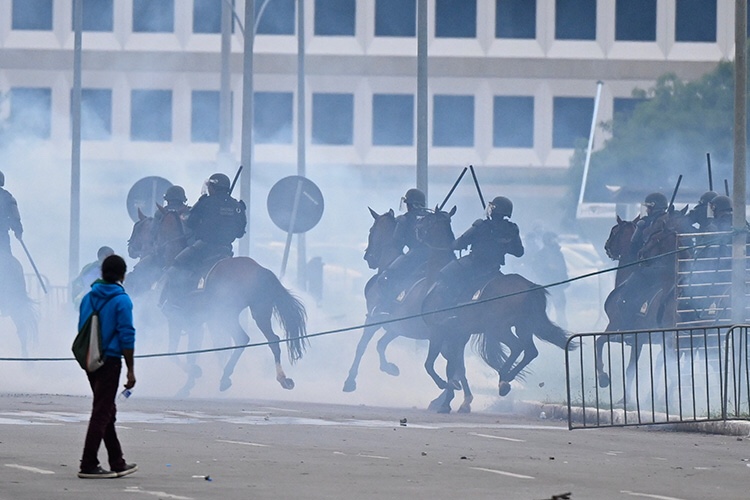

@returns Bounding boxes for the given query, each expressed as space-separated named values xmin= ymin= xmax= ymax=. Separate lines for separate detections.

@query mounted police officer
xmin=428 ymin=196 xmax=524 ymax=316
xmin=687 ymin=190 xmax=718 ymax=231
xmin=0 ymin=170 xmax=23 ymax=256
xmin=376 ymin=188 xmax=430 ymax=310
xmin=156 ymin=185 xmax=190 ymax=223
xmin=0 ymin=170 xmax=27 ymax=311
xmin=162 ymin=173 xmax=246 ymax=308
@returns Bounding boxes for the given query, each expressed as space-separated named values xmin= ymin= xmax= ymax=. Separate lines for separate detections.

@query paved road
xmin=0 ymin=393 xmax=748 ymax=500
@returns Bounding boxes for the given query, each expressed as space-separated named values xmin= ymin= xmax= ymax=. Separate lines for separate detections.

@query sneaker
xmin=113 ymin=463 xmax=138 ymax=478
xmin=78 ymin=466 xmax=117 ymax=479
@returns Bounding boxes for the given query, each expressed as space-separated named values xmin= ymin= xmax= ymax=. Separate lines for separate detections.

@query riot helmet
xmin=400 ymin=188 xmax=426 ymax=212
xmin=699 ymin=191 xmax=718 ymax=205
xmin=486 ymin=196 xmax=513 ymax=219
xmin=164 ymin=185 xmax=187 ymax=203
xmin=208 ymin=173 xmax=231 ymax=193
xmin=0 ymin=170 xmax=4 ymax=187
xmin=643 ymin=192 xmax=668 ymax=215
xmin=709 ymin=195 xmax=732 ymax=215
xmin=97 ymin=246 xmax=115 ymax=262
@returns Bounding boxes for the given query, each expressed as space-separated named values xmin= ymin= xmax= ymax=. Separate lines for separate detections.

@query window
xmin=496 ymin=0 xmax=536 ymax=39
xmin=133 ymin=0 xmax=174 ymax=33
xmin=255 ymin=92 xmax=293 ymax=144
xmin=12 ymin=0 xmax=53 ymax=30
xmin=493 ymin=96 xmax=533 ymax=148
xmin=675 ymin=0 xmax=716 ymax=42
xmin=615 ymin=0 xmax=655 ymax=41
xmin=372 ymin=94 xmax=414 ymax=146
xmin=612 ymin=97 xmax=647 ymax=135
xmin=435 ymin=0 xmax=476 ymax=38
xmin=79 ymin=0 xmax=114 ymax=32
xmin=555 ymin=0 xmax=596 ymax=41
xmin=314 ymin=0 xmax=355 ymax=36
xmin=78 ymin=89 xmax=112 ymax=140
xmin=131 ymin=90 xmax=172 ymax=142
xmin=375 ymin=0 xmax=415 ymax=37
xmin=193 ymin=0 xmax=221 ymax=34
xmin=10 ymin=88 xmax=52 ymax=139
xmin=312 ymin=93 xmax=353 ymax=145
xmin=433 ymin=95 xmax=474 ymax=147
xmin=191 ymin=91 xmax=220 ymax=143
xmin=553 ymin=97 xmax=594 ymax=148
xmin=257 ymin=0 xmax=295 ymax=35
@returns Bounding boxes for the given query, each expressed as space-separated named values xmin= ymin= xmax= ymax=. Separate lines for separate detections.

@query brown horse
xmin=342 ymin=207 xmax=479 ymax=412
xmin=127 ymin=210 xmax=307 ymax=395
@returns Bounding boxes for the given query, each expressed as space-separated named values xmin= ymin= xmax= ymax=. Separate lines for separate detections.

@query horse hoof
xmin=280 ymin=378 xmax=295 ymax=390
xmin=437 ymin=405 xmax=452 ymax=414
xmin=428 ymin=393 xmax=447 ymax=411
xmin=498 ymin=381 xmax=512 ymax=397
xmin=342 ymin=379 xmax=357 ymax=392
xmin=219 ymin=378 xmax=232 ymax=392
xmin=598 ymin=373 xmax=611 ymax=388
xmin=457 ymin=404 xmax=471 ymax=414
xmin=381 ymin=363 xmax=400 ymax=377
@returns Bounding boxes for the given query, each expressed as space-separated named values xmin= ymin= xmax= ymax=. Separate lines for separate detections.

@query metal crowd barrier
xmin=565 ymin=326 xmax=750 ymax=430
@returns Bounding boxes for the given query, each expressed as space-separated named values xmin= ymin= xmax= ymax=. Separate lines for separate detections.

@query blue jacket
xmin=77 ymin=280 xmax=135 ymax=359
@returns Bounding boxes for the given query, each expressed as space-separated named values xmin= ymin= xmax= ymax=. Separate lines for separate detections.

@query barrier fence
xmin=565 ymin=325 xmax=750 ymax=430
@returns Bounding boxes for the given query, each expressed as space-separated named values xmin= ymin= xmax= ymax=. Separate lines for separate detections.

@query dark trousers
xmin=80 ymin=357 xmax=126 ymax=472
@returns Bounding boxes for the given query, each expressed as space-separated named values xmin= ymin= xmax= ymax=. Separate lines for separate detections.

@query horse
xmin=0 ymin=252 xmax=38 ymax=357
xmin=342 ymin=207 xmax=478 ymax=413
xmin=127 ymin=209 xmax=308 ymax=396
xmin=604 ymin=215 xmax=639 ymax=288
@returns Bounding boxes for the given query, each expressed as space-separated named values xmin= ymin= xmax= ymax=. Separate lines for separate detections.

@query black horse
xmin=0 ymin=252 xmax=38 ymax=357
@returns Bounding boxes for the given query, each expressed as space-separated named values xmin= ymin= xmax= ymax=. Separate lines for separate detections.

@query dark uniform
xmin=154 ymin=185 xmax=190 ymax=225
xmin=0 ymin=171 xmax=23 ymax=255
xmin=0 ymin=170 xmax=27 ymax=310
xmin=687 ymin=191 xmax=718 ymax=232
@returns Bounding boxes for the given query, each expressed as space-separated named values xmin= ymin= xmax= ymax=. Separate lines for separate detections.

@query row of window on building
xmin=10 ymin=0 xmax=722 ymax=43
xmin=6 ymin=86 xmax=643 ymax=149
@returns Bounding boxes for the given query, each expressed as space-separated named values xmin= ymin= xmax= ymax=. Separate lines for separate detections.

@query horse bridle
xmin=415 ymin=211 xmax=454 ymax=251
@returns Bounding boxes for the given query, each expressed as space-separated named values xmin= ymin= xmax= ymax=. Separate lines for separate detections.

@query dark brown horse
xmin=604 ymin=215 xmax=639 ymax=288
xmin=127 ymin=210 xmax=308 ymax=395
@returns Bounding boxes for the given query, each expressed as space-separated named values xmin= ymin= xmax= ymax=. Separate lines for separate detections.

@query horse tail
xmin=267 ymin=273 xmax=308 ymax=363
xmin=529 ymin=288 xmax=571 ymax=350
xmin=473 ymin=332 xmax=509 ymax=373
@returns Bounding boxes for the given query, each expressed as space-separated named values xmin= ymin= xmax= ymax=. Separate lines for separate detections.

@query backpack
xmin=72 ymin=295 xmax=115 ymax=372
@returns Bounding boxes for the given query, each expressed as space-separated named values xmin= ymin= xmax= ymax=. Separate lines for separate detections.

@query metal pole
xmin=219 ymin=0 xmax=232 ymax=165
xmin=69 ymin=0 xmax=83 ymax=283
xmin=416 ymin=0 xmax=428 ymax=201
xmin=239 ymin=0 xmax=255 ymax=257
xmin=296 ymin=0 xmax=307 ymax=288
xmin=577 ymin=80 xmax=603 ymax=211
xmin=732 ymin=0 xmax=747 ymax=323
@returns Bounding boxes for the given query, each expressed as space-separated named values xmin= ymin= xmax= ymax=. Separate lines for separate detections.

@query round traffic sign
xmin=126 ymin=176 xmax=172 ymax=222
xmin=267 ymin=176 xmax=324 ymax=233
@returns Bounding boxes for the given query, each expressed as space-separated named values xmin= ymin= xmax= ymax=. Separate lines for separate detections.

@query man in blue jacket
xmin=77 ymin=255 xmax=138 ymax=479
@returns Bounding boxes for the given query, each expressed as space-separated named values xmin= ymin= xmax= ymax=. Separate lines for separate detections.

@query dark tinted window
xmin=191 ymin=91 xmax=220 ymax=143
xmin=193 ymin=0 xmax=221 ymax=34
xmin=131 ymin=90 xmax=172 ymax=142
xmin=615 ymin=0 xmax=655 ymax=41
xmin=493 ymin=96 xmax=534 ymax=148
xmin=496 ymin=0 xmax=536 ymax=39
xmin=675 ymin=0 xmax=716 ymax=42
xmin=255 ymin=92 xmax=293 ymax=144
xmin=435 ymin=0 xmax=476 ymax=38
xmin=78 ymin=88 xmax=112 ymax=140
xmin=555 ymin=0 xmax=596 ymax=40
xmin=433 ymin=95 xmax=474 ymax=147
xmin=314 ymin=0 xmax=355 ymax=36
xmin=372 ymin=94 xmax=414 ymax=146
xmin=312 ymin=93 xmax=354 ymax=145
xmin=375 ymin=0 xmax=415 ymax=37
xmin=552 ymin=97 xmax=594 ymax=148
xmin=79 ymin=0 xmax=114 ymax=32
xmin=12 ymin=0 xmax=53 ymax=30
xmin=257 ymin=0 xmax=295 ymax=35
xmin=133 ymin=0 xmax=174 ymax=33
xmin=10 ymin=87 xmax=52 ymax=139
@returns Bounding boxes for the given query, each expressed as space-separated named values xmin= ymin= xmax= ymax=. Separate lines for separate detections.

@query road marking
xmin=125 ymin=486 xmax=193 ymax=499
xmin=620 ymin=490 xmax=687 ymax=500
xmin=468 ymin=432 xmax=525 ymax=442
xmin=358 ymin=454 xmax=389 ymax=460
xmin=5 ymin=464 xmax=55 ymax=474
xmin=470 ymin=467 xmax=534 ymax=479
xmin=217 ymin=439 xmax=270 ymax=447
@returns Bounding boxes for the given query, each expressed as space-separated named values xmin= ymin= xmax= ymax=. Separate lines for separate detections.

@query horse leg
xmin=212 ymin=312 xmax=250 ymax=392
xmin=252 ymin=305 xmax=295 ymax=390
xmin=623 ymin=336 xmax=645 ymax=407
xmin=376 ymin=329 xmax=401 ymax=377
xmin=343 ymin=320 xmax=379 ymax=392
xmin=497 ymin=330 xmax=539 ymax=397
xmin=454 ymin=340 xmax=473 ymax=414
xmin=595 ymin=334 xmax=612 ymax=388
xmin=424 ymin=336 xmax=448 ymax=390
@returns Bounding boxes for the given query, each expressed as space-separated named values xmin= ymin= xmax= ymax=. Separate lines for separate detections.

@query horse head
xmin=604 ymin=215 xmax=638 ymax=261
xmin=364 ymin=208 xmax=398 ymax=271
xmin=416 ymin=206 xmax=456 ymax=252
xmin=127 ymin=211 xmax=155 ymax=260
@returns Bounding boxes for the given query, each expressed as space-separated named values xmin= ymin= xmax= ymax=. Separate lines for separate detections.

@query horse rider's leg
xmin=252 ymin=303 xmax=295 ymax=390
xmin=376 ymin=329 xmax=401 ymax=376
xmin=343 ymin=321 xmax=380 ymax=392
xmin=212 ymin=309 xmax=250 ymax=392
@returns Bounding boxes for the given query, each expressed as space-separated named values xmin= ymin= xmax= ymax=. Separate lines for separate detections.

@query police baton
xmin=438 ymin=166 xmax=468 ymax=211
xmin=17 ymin=236 xmax=47 ymax=294
xmin=706 ymin=153 xmax=713 ymax=191
xmin=229 ymin=165 xmax=243 ymax=196
xmin=469 ymin=165 xmax=486 ymax=210
xmin=668 ymin=174 xmax=683 ymax=212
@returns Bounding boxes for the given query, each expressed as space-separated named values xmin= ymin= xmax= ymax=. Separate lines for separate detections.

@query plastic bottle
xmin=119 ymin=389 xmax=133 ymax=401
